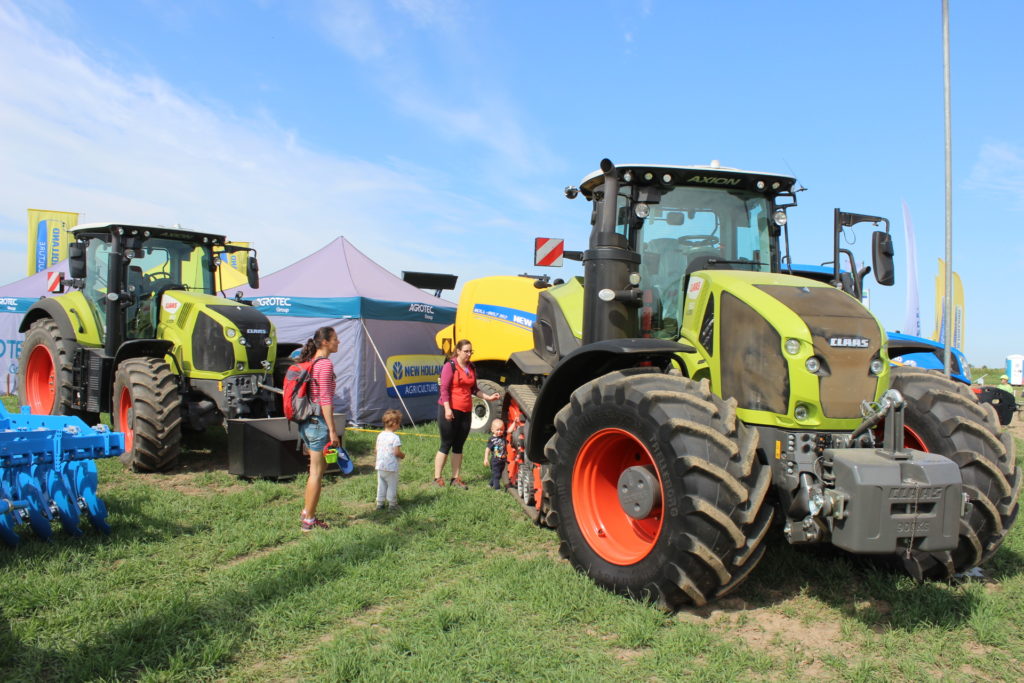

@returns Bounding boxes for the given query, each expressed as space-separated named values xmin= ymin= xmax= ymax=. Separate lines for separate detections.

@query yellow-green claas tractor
xmin=501 ymin=160 xmax=1020 ymax=609
xmin=17 ymin=224 xmax=293 ymax=472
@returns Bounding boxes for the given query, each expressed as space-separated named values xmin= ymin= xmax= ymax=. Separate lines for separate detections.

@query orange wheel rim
xmin=25 ymin=345 xmax=56 ymax=414
xmin=903 ymin=425 xmax=927 ymax=451
xmin=572 ymin=428 xmax=663 ymax=565
xmin=118 ymin=386 xmax=135 ymax=452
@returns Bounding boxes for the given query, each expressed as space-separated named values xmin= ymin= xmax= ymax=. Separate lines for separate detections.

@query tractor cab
xmin=574 ymin=162 xmax=797 ymax=340
xmin=69 ymin=224 xmax=258 ymax=346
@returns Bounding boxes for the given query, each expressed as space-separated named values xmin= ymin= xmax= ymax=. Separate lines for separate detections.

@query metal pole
xmin=942 ymin=0 xmax=954 ymax=376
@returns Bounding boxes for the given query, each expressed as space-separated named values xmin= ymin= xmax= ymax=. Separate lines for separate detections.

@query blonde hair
xmin=382 ymin=409 xmax=402 ymax=430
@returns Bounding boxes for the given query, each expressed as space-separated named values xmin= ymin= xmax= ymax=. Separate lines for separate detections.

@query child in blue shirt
xmin=484 ymin=418 xmax=507 ymax=490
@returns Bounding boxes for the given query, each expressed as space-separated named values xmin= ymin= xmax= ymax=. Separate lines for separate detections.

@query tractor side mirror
xmin=247 ymin=256 xmax=260 ymax=289
xmin=871 ymin=231 xmax=895 ymax=286
xmin=68 ymin=243 xmax=86 ymax=279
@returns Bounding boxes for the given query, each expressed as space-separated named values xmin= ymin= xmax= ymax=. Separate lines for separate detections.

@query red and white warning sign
xmin=534 ymin=237 xmax=564 ymax=267
xmin=46 ymin=271 xmax=62 ymax=293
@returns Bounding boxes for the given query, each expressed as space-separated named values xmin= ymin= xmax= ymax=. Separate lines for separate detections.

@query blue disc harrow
xmin=0 ymin=405 xmax=124 ymax=547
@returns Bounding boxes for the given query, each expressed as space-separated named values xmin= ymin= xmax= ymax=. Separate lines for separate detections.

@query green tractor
xmin=17 ymin=223 xmax=291 ymax=472
xmin=502 ymin=160 xmax=1020 ymax=608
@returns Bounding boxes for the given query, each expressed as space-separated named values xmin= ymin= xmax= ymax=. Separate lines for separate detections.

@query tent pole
xmin=360 ymin=320 xmax=422 ymax=433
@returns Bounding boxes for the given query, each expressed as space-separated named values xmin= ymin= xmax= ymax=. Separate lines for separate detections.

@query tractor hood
xmin=681 ymin=270 xmax=888 ymax=427
xmin=156 ymin=290 xmax=278 ymax=377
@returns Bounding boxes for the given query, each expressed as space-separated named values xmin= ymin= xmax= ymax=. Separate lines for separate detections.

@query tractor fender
xmin=114 ymin=339 xmax=182 ymax=376
xmin=19 ymin=299 xmax=76 ymax=339
xmin=525 ymin=338 xmax=694 ymax=462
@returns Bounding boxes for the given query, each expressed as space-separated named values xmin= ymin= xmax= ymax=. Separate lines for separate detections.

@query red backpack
xmin=283 ymin=357 xmax=329 ymax=423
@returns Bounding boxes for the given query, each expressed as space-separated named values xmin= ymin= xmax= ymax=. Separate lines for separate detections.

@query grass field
xmin=2 ymin=393 xmax=1023 ymax=682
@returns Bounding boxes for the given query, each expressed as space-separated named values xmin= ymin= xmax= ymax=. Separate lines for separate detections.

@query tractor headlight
xmin=805 ymin=356 xmax=821 ymax=374
xmin=785 ymin=338 xmax=801 ymax=355
xmin=774 ymin=210 xmax=788 ymax=227
xmin=264 ymin=336 xmax=272 ymax=346
xmin=226 ymin=328 xmax=236 ymax=338
xmin=870 ymin=358 xmax=885 ymax=375
xmin=239 ymin=336 xmax=247 ymax=346
xmin=794 ymin=403 xmax=810 ymax=421
xmin=634 ymin=203 xmax=650 ymax=219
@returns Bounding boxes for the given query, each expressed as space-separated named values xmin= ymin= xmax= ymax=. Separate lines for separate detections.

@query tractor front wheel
xmin=113 ymin=357 xmax=183 ymax=472
xmin=890 ymin=366 xmax=1020 ymax=578
xmin=546 ymin=369 xmax=773 ymax=609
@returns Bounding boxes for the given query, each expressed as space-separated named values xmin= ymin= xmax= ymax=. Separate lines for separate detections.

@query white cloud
xmin=316 ymin=0 xmax=388 ymax=62
xmin=313 ymin=0 xmax=558 ymax=174
xmin=0 ymin=1 xmax=539 ymax=283
xmin=965 ymin=141 xmax=1024 ymax=209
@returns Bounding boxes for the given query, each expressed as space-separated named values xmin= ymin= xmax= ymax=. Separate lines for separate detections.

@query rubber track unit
xmin=18 ymin=318 xmax=96 ymax=422
xmin=890 ymin=366 xmax=1021 ymax=579
xmin=546 ymin=369 xmax=773 ymax=610
xmin=114 ymin=357 xmax=183 ymax=472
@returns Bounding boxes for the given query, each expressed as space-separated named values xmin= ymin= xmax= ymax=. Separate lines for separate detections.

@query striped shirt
xmin=310 ymin=357 xmax=336 ymax=406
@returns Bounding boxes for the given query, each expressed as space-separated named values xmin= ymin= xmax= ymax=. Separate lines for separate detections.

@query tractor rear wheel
xmin=890 ymin=366 xmax=1020 ymax=578
xmin=113 ymin=357 xmax=183 ymax=472
xmin=17 ymin=318 xmax=97 ymax=423
xmin=546 ymin=369 xmax=773 ymax=609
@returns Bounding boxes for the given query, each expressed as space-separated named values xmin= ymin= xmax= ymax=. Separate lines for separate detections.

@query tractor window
xmin=636 ymin=186 xmax=772 ymax=338
xmin=129 ymin=239 xmax=215 ymax=294
xmin=84 ymin=239 xmax=112 ymax=333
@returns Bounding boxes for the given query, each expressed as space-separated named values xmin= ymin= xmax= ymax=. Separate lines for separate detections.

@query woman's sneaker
xmin=301 ymin=517 xmax=330 ymax=532
xmin=450 ymin=477 xmax=468 ymax=490
xmin=433 ymin=477 xmax=446 ymax=487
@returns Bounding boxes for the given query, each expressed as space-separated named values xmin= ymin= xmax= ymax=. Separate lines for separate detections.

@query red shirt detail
xmin=439 ymin=360 xmax=478 ymax=412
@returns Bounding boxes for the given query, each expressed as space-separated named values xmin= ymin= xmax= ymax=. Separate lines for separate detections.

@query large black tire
xmin=890 ymin=366 xmax=1021 ymax=579
xmin=113 ymin=357 xmax=183 ymax=472
xmin=546 ymin=369 xmax=773 ymax=609
xmin=17 ymin=318 xmax=97 ymax=423
xmin=470 ymin=378 xmax=505 ymax=433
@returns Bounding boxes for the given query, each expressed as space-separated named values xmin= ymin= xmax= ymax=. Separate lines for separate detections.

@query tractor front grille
xmin=719 ymin=292 xmax=788 ymax=414
xmin=192 ymin=311 xmax=234 ymax=372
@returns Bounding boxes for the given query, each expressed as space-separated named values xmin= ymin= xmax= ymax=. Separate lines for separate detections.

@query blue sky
xmin=1 ymin=0 xmax=1022 ymax=365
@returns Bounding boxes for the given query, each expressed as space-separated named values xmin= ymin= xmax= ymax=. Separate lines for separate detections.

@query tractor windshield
xmin=128 ymin=239 xmax=216 ymax=294
xmin=632 ymin=185 xmax=772 ymax=338
xmin=123 ymin=239 xmax=215 ymax=339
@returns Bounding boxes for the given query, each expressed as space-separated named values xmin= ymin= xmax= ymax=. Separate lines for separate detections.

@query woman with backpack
xmin=296 ymin=326 xmax=340 ymax=531
xmin=434 ymin=339 xmax=500 ymax=488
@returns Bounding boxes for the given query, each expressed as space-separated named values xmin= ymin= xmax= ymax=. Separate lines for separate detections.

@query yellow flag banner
xmin=932 ymin=259 xmax=966 ymax=348
xmin=224 ymin=241 xmax=250 ymax=277
xmin=27 ymin=209 xmax=79 ymax=275
xmin=952 ymin=270 xmax=965 ymax=350
xmin=932 ymin=258 xmax=945 ymax=342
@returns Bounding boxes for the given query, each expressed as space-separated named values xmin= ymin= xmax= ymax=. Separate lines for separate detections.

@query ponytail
xmin=297 ymin=326 xmax=336 ymax=362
